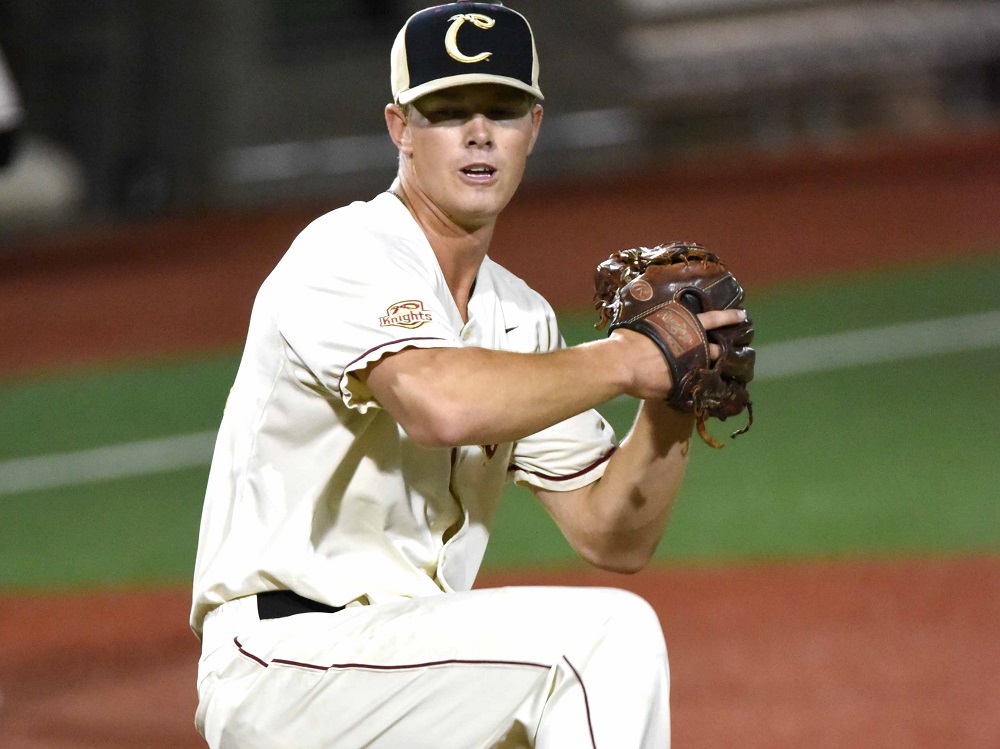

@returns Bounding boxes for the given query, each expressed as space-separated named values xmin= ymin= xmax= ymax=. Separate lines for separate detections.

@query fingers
xmin=699 ymin=309 xmax=749 ymax=362
xmin=698 ymin=308 xmax=747 ymax=331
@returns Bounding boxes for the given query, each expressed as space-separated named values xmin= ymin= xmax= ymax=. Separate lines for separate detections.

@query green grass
xmin=0 ymin=352 xmax=239 ymax=460
xmin=1 ymin=254 xmax=999 ymax=589
xmin=484 ymin=253 xmax=1000 ymax=567
xmin=0 ymin=469 xmax=208 ymax=589
xmin=482 ymin=348 xmax=1000 ymax=568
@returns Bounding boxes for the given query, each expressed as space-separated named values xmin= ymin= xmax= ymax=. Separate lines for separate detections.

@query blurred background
xmin=2 ymin=0 xmax=1000 ymax=230
xmin=2 ymin=3 xmax=1000 ymax=746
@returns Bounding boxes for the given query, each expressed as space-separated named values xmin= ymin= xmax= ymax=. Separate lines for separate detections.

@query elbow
xmin=588 ymin=554 xmax=651 ymax=576
xmin=398 ymin=404 xmax=473 ymax=449
xmin=577 ymin=539 xmax=657 ymax=575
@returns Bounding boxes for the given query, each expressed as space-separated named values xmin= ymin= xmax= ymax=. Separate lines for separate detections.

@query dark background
xmin=2 ymin=0 xmax=1000 ymax=234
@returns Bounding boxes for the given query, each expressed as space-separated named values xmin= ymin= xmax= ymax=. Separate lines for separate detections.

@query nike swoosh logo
xmin=505 ymin=326 xmax=518 ymax=334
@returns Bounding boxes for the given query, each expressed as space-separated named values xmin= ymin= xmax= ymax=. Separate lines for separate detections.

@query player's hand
xmin=608 ymin=328 xmax=675 ymax=401
xmin=610 ymin=308 xmax=747 ymax=401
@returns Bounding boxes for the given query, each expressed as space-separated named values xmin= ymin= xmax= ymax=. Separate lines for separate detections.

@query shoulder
xmin=293 ymin=194 xmax=398 ymax=252
xmin=282 ymin=193 xmax=429 ymax=275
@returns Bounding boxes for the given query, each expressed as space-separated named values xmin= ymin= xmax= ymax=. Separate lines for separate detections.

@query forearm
xmin=365 ymin=337 xmax=636 ymax=447
xmin=539 ymin=399 xmax=694 ymax=573
xmin=594 ymin=400 xmax=694 ymax=556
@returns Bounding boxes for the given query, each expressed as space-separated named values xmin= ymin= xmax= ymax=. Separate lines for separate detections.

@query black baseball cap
xmin=391 ymin=2 xmax=544 ymax=105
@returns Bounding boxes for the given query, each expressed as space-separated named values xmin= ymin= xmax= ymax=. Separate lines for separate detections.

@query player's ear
xmin=527 ymin=104 xmax=543 ymax=155
xmin=385 ymin=103 xmax=413 ymax=156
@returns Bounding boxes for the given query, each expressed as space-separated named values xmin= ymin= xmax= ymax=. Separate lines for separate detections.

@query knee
xmin=609 ymin=589 xmax=666 ymax=652
xmin=575 ymin=587 xmax=666 ymax=658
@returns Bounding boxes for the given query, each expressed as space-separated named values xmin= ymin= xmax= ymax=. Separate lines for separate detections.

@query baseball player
xmin=191 ymin=3 xmax=747 ymax=747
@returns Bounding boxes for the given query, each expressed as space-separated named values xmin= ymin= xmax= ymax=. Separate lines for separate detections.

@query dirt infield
xmin=1 ymin=130 xmax=1000 ymax=747
xmin=1 ymin=558 xmax=998 ymax=748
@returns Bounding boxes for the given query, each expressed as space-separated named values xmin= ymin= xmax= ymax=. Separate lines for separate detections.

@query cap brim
xmin=396 ymin=73 xmax=544 ymax=105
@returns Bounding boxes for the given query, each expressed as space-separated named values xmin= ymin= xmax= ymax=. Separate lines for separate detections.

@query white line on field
xmin=753 ymin=309 xmax=1000 ymax=380
xmin=0 ymin=431 xmax=218 ymax=497
xmin=1 ymin=310 xmax=999 ymax=498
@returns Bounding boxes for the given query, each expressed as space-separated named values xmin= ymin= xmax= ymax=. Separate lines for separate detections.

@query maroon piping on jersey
xmin=343 ymin=336 xmax=450 ymax=376
xmin=508 ymin=446 xmax=616 ymax=482
xmin=233 ymin=637 xmax=599 ymax=748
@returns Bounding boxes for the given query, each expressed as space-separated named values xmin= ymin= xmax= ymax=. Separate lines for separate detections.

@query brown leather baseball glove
xmin=594 ymin=242 xmax=755 ymax=448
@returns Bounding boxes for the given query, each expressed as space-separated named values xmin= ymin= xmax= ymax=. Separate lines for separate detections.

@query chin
xmin=450 ymin=195 xmax=509 ymax=225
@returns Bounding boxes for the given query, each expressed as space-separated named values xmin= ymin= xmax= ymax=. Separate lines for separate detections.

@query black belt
xmin=257 ymin=590 xmax=346 ymax=620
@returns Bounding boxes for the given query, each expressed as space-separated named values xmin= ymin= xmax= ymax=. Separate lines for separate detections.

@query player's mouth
xmin=459 ymin=164 xmax=497 ymax=182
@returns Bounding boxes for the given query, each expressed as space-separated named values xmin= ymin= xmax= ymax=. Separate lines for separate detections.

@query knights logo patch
xmin=380 ymin=300 xmax=434 ymax=329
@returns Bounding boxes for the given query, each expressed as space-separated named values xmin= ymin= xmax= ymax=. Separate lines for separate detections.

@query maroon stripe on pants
xmin=234 ymin=638 xmax=599 ymax=746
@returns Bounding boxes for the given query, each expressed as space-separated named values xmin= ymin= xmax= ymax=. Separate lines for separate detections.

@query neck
xmin=389 ymin=179 xmax=495 ymax=322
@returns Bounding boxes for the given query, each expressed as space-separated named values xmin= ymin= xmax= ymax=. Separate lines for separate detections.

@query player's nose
xmin=464 ymin=114 xmax=494 ymax=148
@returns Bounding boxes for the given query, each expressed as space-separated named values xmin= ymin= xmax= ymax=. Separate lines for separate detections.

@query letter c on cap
xmin=445 ymin=13 xmax=495 ymax=63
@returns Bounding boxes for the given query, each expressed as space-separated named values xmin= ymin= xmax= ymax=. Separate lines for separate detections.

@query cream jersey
xmin=190 ymin=192 xmax=617 ymax=637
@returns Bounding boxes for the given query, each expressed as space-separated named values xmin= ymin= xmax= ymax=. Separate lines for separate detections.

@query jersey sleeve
xmin=508 ymin=410 xmax=618 ymax=492
xmin=276 ymin=217 xmax=462 ymax=413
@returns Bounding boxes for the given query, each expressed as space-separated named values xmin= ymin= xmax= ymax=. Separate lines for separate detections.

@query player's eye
xmin=487 ymin=107 xmax=521 ymax=120
xmin=424 ymin=107 xmax=470 ymax=123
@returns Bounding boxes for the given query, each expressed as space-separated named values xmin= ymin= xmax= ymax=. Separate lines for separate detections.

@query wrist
xmin=601 ymin=330 xmax=642 ymax=396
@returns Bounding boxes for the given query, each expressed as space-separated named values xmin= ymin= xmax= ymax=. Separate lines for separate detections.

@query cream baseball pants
xmin=196 ymin=585 xmax=670 ymax=748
